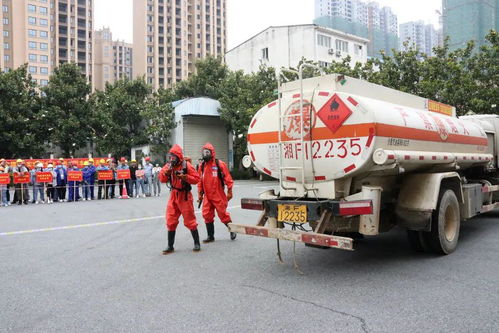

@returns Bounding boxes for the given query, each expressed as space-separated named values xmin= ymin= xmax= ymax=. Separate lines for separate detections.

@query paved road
xmin=1 ymin=180 xmax=498 ymax=332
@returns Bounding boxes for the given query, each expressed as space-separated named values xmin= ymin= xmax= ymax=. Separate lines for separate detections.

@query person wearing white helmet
xmin=44 ymin=163 xmax=57 ymax=204
xmin=152 ymin=163 xmax=162 ymax=197
xmin=30 ymin=162 xmax=45 ymax=204
xmin=12 ymin=159 xmax=29 ymax=205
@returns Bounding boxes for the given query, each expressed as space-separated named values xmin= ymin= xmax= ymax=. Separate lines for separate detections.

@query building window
xmin=40 ymin=67 xmax=49 ymax=75
xmin=3 ymin=18 xmax=9 ymax=25
xmin=317 ymin=34 xmax=331 ymax=48
xmin=40 ymin=19 xmax=48 ymax=26
xmin=3 ymin=42 xmax=9 ymax=50
xmin=29 ymin=41 xmax=37 ymax=49
xmin=28 ymin=17 xmax=37 ymax=25
xmin=28 ymin=4 xmax=36 ymax=12
xmin=318 ymin=61 xmax=331 ymax=68
xmin=4 ymin=55 xmax=10 ymax=62
xmin=29 ymin=66 xmax=37 ymax=74
xmin=40 ymin=55 xmax=48 ymax=63
xmin=354 ymin=44 xmax=363 ymax=56
xmin=336 ymin=39 xmax=349 ymax=52
xmin=29 ymin=29 xmax=37 ymax=37
xmin=40 ymin=31 xmax=48 ymax=38
xmin=3 ymin=30 xmax=8 ymax=37
xmin=39 ymin=7 xmax=48 ymax=14
xmin=40 ymin=79 xmax=48 ymax=86
xmin=2 ymin=5 xmax=7 ymax=12
xmin=261 ymin=47 xmax=269 ymax=60
xmin=29 ymin=54 xmax=37 ymax=61
xmin=40 ymin=43 xmax=48 ymax=50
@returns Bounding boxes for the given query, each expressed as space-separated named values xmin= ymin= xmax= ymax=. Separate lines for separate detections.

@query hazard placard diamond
xmin=317 ymin=94 xmax=353 ymax=134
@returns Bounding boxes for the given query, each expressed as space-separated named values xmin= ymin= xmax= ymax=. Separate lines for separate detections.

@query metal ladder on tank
xmin=276 ymin=63 xmax=325 ymax=193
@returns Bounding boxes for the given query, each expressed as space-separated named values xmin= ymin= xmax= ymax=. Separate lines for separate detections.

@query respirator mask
xmin=202 ymin=149 xmax=212 ymax=162
xmin=168 ymin=154 xmax=180 ymax=167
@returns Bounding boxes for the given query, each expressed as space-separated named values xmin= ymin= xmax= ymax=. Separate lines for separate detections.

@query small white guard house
xmin=170 ymin=97 xmax=233 ymax=169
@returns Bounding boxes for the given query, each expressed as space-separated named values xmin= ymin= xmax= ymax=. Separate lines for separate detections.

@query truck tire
xmin=428 ymin=189 xmax=461 ymax=255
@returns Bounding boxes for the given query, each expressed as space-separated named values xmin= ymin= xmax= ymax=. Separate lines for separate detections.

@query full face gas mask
xmin=202 ymin=149 xmax=212 ymax=162
xmin=168 ymin=154 xmax=180 ymax=167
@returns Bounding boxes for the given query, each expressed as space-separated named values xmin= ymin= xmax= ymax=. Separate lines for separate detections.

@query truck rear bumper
xmin=228 ymin=223 xmax=354 ymax=251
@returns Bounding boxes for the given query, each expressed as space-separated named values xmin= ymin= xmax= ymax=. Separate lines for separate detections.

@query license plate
xmin=277 ymin=204 xmax=307 ymax=223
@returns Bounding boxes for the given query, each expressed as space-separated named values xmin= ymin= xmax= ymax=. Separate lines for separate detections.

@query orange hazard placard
xmin=0 ymin=173 xmax=10 ymax=185
xmin=35 ymin=172 xmax=53 ymax=183
xmin=68 ymin=171 xmax=83 ymax=182
xmin=117 ymin=169 xmax=131 ymax=180
xmin=317 ymin=94 xmax=353 ymax=134
xmin=98 ymin=170 xmax=114 ymax=181
xmin=13 ymin=173 xmax=30 ymax=184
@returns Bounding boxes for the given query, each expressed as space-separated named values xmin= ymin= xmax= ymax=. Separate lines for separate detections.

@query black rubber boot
xmin=225 ymin=222 xmax=237 ymax=240
xmin=191 ymin=229 xmax=201 ymax=252
xmin=162 ymin=230 xmax=175 ymax=255
xmin=203 ymin=223 xmax=215 ymax=243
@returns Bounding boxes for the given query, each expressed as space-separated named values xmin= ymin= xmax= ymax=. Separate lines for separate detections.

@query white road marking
xmin=0 ymin=205 xmax=241 ymax=236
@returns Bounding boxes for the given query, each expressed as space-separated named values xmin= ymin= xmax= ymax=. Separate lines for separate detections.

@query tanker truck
xmin=229 ymin=69 xmax=499 ymax=255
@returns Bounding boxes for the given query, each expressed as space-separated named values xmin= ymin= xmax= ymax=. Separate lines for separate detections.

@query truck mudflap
xmin=228 ymin=223 xmax=354 ymax=251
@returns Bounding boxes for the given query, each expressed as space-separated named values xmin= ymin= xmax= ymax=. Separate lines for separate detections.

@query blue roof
xmin=172 ymin=97 xmax=221 ymax=117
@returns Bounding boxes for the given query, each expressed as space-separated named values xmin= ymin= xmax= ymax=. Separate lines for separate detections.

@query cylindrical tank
xmin=247 ymin=77 xmax=493 ymax=185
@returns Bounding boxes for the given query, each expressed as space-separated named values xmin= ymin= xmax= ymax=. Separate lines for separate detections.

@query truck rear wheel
xmin=428 ymin=189 xmax=461 ymax=255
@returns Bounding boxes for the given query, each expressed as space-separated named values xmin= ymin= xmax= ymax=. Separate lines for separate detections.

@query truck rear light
xmin=241 ymin=198 xmax=265 ymax=211
xmin=339 ymin=200 xmax=373 ymax=216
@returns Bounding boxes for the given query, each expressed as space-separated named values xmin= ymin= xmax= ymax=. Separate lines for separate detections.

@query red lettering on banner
xmin=117 ymin=169 xmax=131 ymax=180
xmin=0 ymin=173 xmax=10 ymax=185
xmin=98 ymin=170 xmax=114 ymax=181
xmin=14 ymin=174 xmax=30 ymax=184
xmin=35 ymin=172 xmax=53 ymax=183
xmin=68 ymin=171 xmax=83 ymax=182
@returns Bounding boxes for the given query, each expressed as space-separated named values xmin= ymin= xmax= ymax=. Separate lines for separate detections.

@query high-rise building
xmin=314 ymin=0 xmax=398 ymax=58
xmin=399 ymin=21 xmax=441 ymax=56
xmin=113 ymin=40 xmax=133 ymax=83
xmin=94 ymin=28 xmax=133 ymax=91
xmin=133 ymin=0 xmax=227 ymax=90
xmin=1 ymin=0 xmax=94 ymax=86
xmin=443 ymin=0 xmax=498 ymax=51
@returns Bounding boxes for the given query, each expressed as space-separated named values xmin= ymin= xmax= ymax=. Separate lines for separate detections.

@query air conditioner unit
xmin=335 ymin=50 xmax=342 ymax=57
xmin=328 ymin=48 xmax=335 ymax=55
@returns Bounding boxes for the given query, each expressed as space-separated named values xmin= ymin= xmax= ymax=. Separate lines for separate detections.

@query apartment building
xmin=443 ymin=0 xmax=498 ymax=51
xmin=1 ymin=0 xmax=93 ymax=86
xmin=94 ymin=28 xmax=133 ymax=90
xmin=225 ymin=25 xmax=369 ymax=74
xmin=113 ymin=40 xmax=133 ymax=82
xmin=133 ymin=0 xmax=227 ymax=90
xmin=314 ymin=0 xmax=398 ymax=58
xmin=400 ymin=21 xmax=443 ymax=57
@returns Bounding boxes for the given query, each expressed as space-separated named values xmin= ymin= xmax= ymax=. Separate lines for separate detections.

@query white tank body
xmin=247 ymin=75 xmax=494 ymax=194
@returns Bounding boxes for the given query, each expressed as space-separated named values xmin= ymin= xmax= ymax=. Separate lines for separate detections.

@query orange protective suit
xmin=197 ymin=143 xmax=234 ymax=224
xmin=159 ymin=145 xmax=200 ymax=231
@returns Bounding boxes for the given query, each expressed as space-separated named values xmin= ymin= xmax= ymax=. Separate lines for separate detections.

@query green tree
xmin=0 ymin=66 xmax=45 ymax=158
xmin=143 ymin=87 xmax=177 ymax=160
xmin=41 ymin=63 xmax=92 ymax=156
xmin=175 ymin=56 xmax=229 ymax=100
xmin=219 ymin=65 xmax=276 ymax=168
xmin=92 ymin=78 xmax=152 ymax=157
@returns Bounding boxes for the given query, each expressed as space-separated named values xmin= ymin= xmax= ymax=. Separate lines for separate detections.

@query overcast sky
xmin=95 ymin=0 xmax=442 ymax=49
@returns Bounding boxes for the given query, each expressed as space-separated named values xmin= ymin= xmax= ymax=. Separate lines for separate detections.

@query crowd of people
xmin=1 ymin=142 xmax=237 ymax=254
xmin=0 ymin=157 xmax=163 ymax=207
